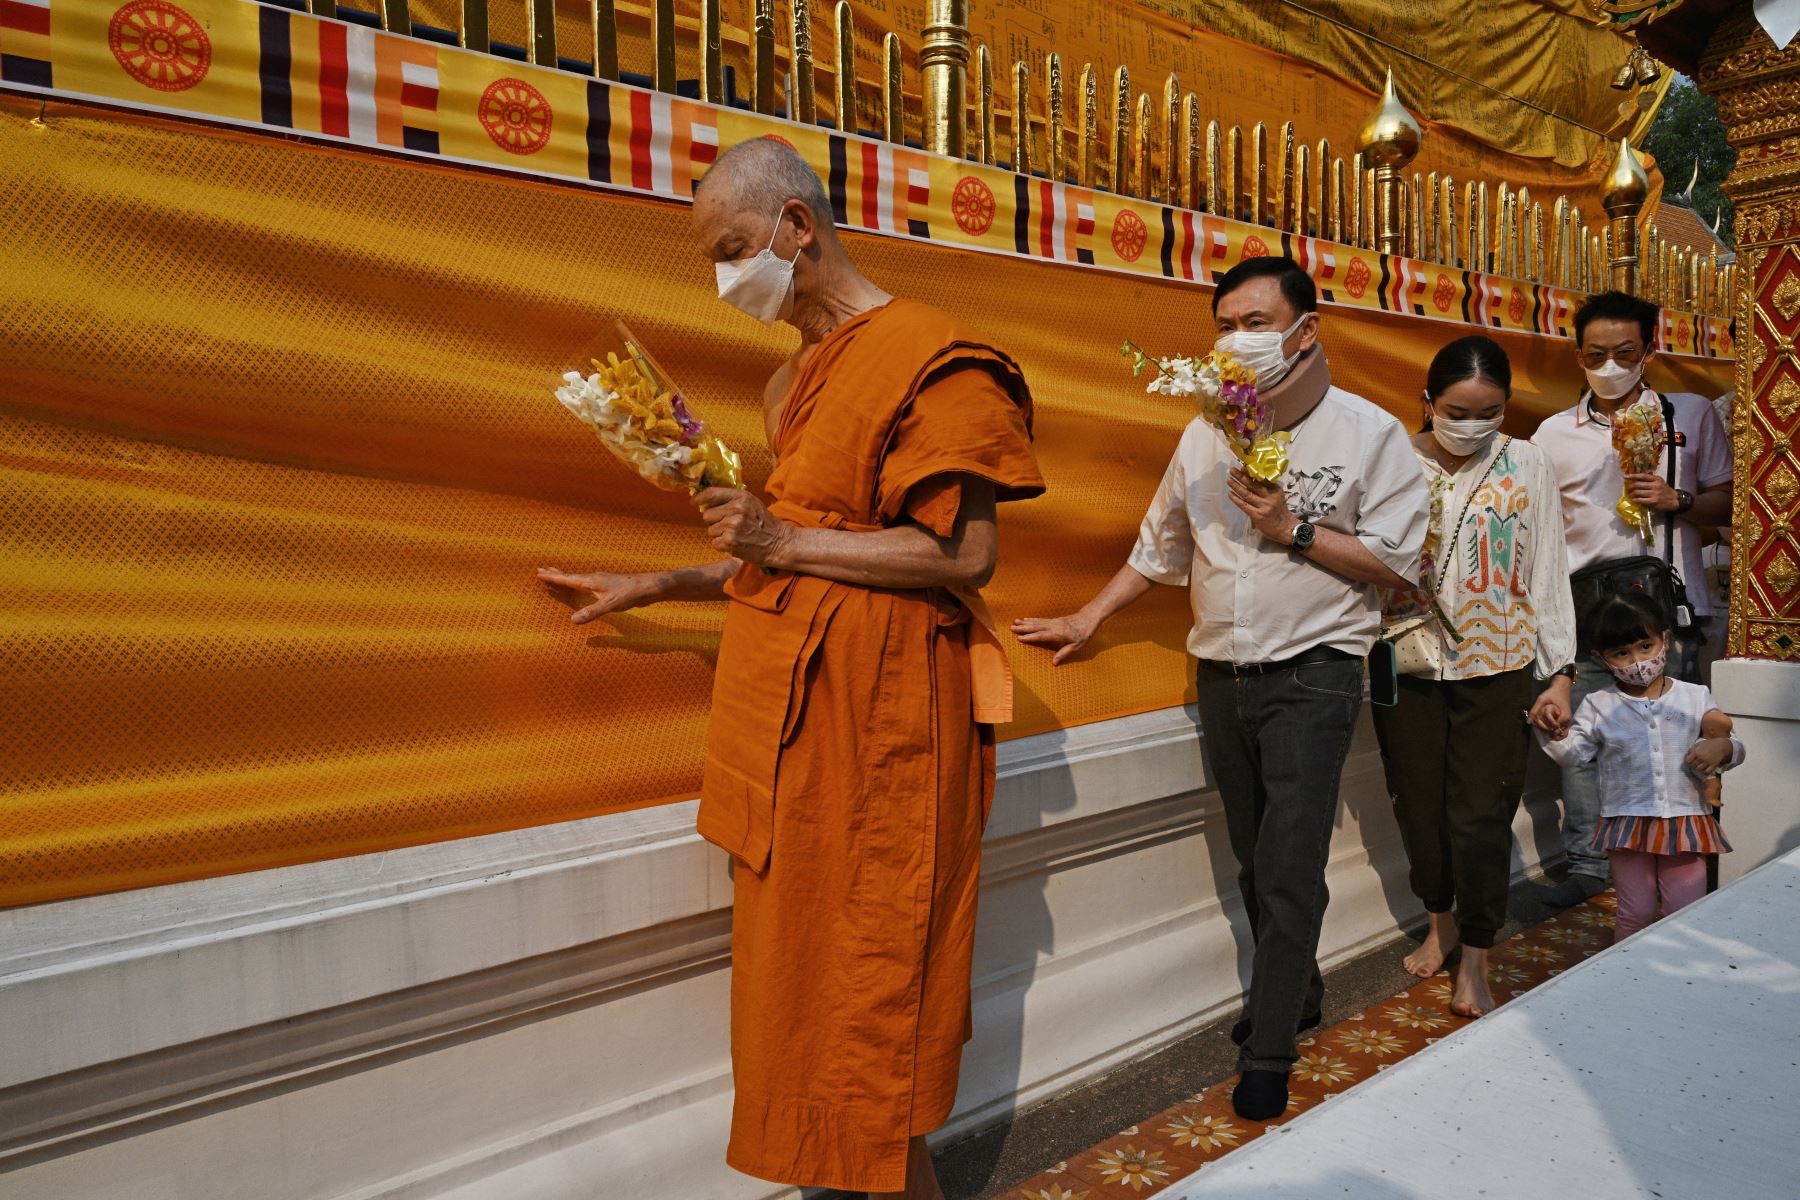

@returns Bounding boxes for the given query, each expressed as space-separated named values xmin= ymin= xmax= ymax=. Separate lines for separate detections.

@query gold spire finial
xmin=1356 ymin=67 xmax=1421 ymax=169
xmin=1602 ymin=139 xmax=1650 ymax=214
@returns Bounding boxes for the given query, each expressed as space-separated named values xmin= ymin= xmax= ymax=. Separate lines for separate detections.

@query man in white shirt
xmin=1532 ymin=291 xmax=1733 ymax=906
xmin=1012 ymin=257 xmax=1429 ymax=1123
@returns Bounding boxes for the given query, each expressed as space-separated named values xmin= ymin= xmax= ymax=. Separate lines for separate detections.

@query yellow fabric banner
xmin=0 ymin=96 xmax=1728 ymax=906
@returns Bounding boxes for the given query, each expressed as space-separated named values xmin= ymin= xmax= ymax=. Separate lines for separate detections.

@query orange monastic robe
xmin=697 ymin=299 xmax=1044 ymax=1192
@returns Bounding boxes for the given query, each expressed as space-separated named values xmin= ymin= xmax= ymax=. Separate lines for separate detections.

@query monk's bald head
xmin=693 ymin=137 xmax=836 ymax=265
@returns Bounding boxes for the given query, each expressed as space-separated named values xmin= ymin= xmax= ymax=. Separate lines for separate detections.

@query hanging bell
xmin=1611 ymin=53 xmax=1636 ymax=90
xmin=1634 ymin=48 xmax=1662 ymax=86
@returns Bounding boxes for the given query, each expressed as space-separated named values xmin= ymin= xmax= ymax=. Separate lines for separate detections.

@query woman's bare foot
xmin=1450 ymin=946 xmax=1495 ymax=1018
xmin=868 ymin=1136 xmax=944 ymax=1200
xmin=1404 ymin=911 xmax=1459 ymax=978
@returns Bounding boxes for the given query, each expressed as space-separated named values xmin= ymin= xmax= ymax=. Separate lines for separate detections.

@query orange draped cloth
xmin=697 ymin=300 xmax=1045 ymax=1191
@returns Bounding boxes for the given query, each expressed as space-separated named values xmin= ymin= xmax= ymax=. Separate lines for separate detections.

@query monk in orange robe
xmin=539 ymin=137 xmax=1044 ymax=1197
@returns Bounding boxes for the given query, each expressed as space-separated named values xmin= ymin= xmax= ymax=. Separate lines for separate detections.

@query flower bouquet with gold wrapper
xmin=553 ymin=322 xmax=742 ymax=493
xmin=1611 ymin=395 xmax=1665 ymax=549
xmin=1121 ymin=340 xmax=1290 ymax=483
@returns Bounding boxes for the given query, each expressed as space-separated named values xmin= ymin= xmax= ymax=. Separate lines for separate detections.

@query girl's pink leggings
xmin=1608 ymin=849 xmax=1707 ymax=942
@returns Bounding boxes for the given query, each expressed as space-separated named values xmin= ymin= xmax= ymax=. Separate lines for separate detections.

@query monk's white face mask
xmin=715 ymin=216 xmax=801 ymax=325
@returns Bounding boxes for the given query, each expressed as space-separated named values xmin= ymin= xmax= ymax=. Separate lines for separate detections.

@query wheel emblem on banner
xmin=108 ymin=0 xmax=211 ymax=93
xmin=1344 ymin=257 xmax=1371 ymax=298
xmin=1112 ymin=211 xmax=1147 ymax=262
xmin=480 ymin=78 xmax=554 ymax=155
xmin=1509 ymin=288 xmax=1528 ymax=323
xmin=1241 ymin=234 xmax=1270 ymax=260
xmin=1433 ymin=274 xmax=1455 ymax=313
xmin=951 ymin=177 xmax=996 ymax=236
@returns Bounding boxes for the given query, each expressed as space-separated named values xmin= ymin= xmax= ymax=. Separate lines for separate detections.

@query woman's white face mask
xmin=1426 ymin=401 xmax=1504 ymax=456
xmin=715 ymin=215 xmax=802 ymax=324
xmin=1214 ymin=314 xmax=1309 ymax=388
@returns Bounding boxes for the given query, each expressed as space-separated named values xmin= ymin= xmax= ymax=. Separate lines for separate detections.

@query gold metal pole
xmin=976 ymin=43 xmax=995 ymax=165
xmin=1045 ymin=54 xmax=1064 ymax=181
xmin=1078 ymin=64 xmax=1098 ymax=188
xmin=1363 ymin=160 xmax=1378 ymax=249
xmin=699 ymin=0 xmax=722 ymax=102
xmin=380 ymin=0 xmax=409 ymax=34
xmin=1163 ymin=74 xmax=1182 ymax=206
xmin=1206 ymin=121 xmax=1223 ymax=215
xmin=651 ymin=0 xmax=675 ymax=90
xmin=1110 ymin=67 xmax=1131 ymax=194
xmin=920 ymin=0 xmax=969 ymax=158
xmin=1553 ymin=198 xmax=1569 ymax=288
xmin=1010 ymin=61 xmax=1035 ymax=174
xmin=1330 ymin=157 xmax=1347 ymax=242
xmin=1350 ymin=151 xmax=1365 ymax=246
xmin=1183 ymin=95 xmax=1202 ymax=211
xmin=1012 ymin=60 xmax=1032 ymax=175
xmin=1357 ymin=69 xmax=1422 ymax=255
xmin=834 ymin=2 xmax=856 ymax=133
xmin=1644 ymin=222 xmax=1660 ymax=303
xmin=461 ymin=0 xmax=487 ymax=54
xmin=1602 ymin=139 xmax=1649 ymax=294
xmin=882 ymin=32 xmax=903 ymax=143
xmin=1250 ymin=121 xmax=1267 ymax=225
xmin=754 ymin=0 xmax=777 ymax=115
xmin=790 ymin=0 xmax=815 ymax=123
xmin=527 ymin=0 xmax=557 ymax=67
xmin=1477 ymin=182 xmax=1491 ymax=273
xmin=1314 ymin=138 xmax=1330 ymax=233
xmin=1409 ymin=172 xmax=1424 ymax=259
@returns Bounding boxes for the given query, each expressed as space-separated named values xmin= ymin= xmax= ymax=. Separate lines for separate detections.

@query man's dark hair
xmin=1212 ymin=255 xmax=1318 ymax=317
xmin=1573 ymin=290 xmax=1658 ymax=348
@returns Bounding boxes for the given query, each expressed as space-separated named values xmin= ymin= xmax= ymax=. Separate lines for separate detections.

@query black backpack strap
xmin=1660 ymin=392 xmax=1679 ymax=570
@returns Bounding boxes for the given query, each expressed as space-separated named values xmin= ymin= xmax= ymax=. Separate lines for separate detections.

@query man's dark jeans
xmin=1194 ymin=653 xmax=1363 ymax=1075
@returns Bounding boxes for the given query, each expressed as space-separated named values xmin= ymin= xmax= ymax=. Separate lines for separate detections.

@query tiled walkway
xmin=1002 ymin=892 xmax=1619 ymax=1199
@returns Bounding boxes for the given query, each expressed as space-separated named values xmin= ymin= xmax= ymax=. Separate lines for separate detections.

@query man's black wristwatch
xmin=1553 ymin=663 xmax=1577 ymax=680
xmin=1674 ymin=487 xmax=1694 ymax=515
xmin=1291 ymin=520 xmax=1317 ymax=552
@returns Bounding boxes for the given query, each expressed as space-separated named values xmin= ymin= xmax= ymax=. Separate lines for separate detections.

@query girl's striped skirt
xmin=1593 ymin=813 xmax=1732 ymax=856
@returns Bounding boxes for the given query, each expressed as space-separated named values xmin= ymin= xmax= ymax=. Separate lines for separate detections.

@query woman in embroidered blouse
xmin=1374 ymin=335 xmax=1578 ymax=1018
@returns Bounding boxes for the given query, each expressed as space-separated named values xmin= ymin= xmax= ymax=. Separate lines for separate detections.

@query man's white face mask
xmin=715 ymin=214 xmax=802 ymax=325
xmin=1214 ymin=314 xmax=1309 ymax=389
xmin=1584 ymin=357 xmax=1646 ymax=401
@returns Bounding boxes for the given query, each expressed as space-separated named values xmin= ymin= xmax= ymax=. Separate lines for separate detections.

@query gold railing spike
xmin=1303 ymin=143 xmax=1317 ymax=237
xmin=1350 ymin=151 xmax=1365 ymax=246
xmin=834 ymin=1 xmax=856 ymax=133
xmin=380 ymin=0 xmax=409 ymax=35
xmin=1206 ymin=121 xmax=1223 ymax=215
xmin=1111 ymin=67 xmax=1131 ymax=195
xmin=1183 ymin=94 xmax=1202 ymax=211
xmin=1425 ymin=171 xmax=1440 ymax=263
xmin=1079 ymin=63 xmax=1098 ymax=188
xmin=1493 ymin=182 xmax=1510 ymax=276
xmin=309 ymin=0 xmax=336 ymax=21
xmin=1363 ymin=159 xmax=1377 ymax=249
xmin=920 ymin=0 xmax=969 ymax=158
xmin=1011 ymin=60 xmax=1032 ymax=174
xmin=527 ymin=0 xmax=556 ymax=67
xmin=1313 ymin=138 xmax=1330 ymax=235
xmin=1441 ymin=175 xmax=1458 ymax=269
xmin=1277 ymin=120 xmax=1295 ymax=231
xmin=1134 ymin=92 xmax=1153 ymax=200
xmin=652 ymin=0 xmax=675 ymax=91
xmin=1531 ymin=201 xmax=1546 ymax=284
xmin=1476 ymin=182 xmax=1491 ymax=274
xmin=790 ymin=0 xmax=815 ymax=122
xmin=1645 ymin=222 xmax=1660 ymax=303
xmin=976 ymin=43 xmax=995 ymax=165
xmin=1046 ymin=54 xmax=1064 ymax=181
xmin=1409 ymin=172 xmax=1424 ymax=259
xmin=1163 ymin=74 xmax=1181 ymax=206
xmin=1330 ymin=156 xmax=1347 ymax=243
xmin=1250 ymin=121 xmax=1267 ymax=226
xmin=754 ymin=0 xmax=777 ymax=115
xmin=882 ymin=32 xmax=903 ymax=143
xmin=1553 ymin=197 xmax=1569 ymax=289
xmin=1227 ymin=125 xmax=1244 ymax=222
xmin=461 ymin=0 xmax=487 ymax=55
xmin=700 ymin=0 xmax=723 ymax=102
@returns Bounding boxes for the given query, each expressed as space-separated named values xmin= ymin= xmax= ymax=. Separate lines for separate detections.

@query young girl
xmin=1539 ymin=593 xmax=1744 ymax=942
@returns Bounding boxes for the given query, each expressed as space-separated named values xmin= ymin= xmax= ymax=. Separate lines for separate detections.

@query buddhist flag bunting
xmin=257 ymin=11 xmax=438 ymax=152
xmin=0 ymin=0 xmax=52 ymax=88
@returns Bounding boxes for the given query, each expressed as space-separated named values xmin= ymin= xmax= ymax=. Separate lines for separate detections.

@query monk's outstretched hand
xmin=695 ymin=487 xmax=792 ymax=566
xmin=536 ymin=567 xmax=657 ymax=624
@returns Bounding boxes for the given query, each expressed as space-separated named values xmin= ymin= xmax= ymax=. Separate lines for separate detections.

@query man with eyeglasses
xmin=1532 ymin=291 xmax=1733 ymax=907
